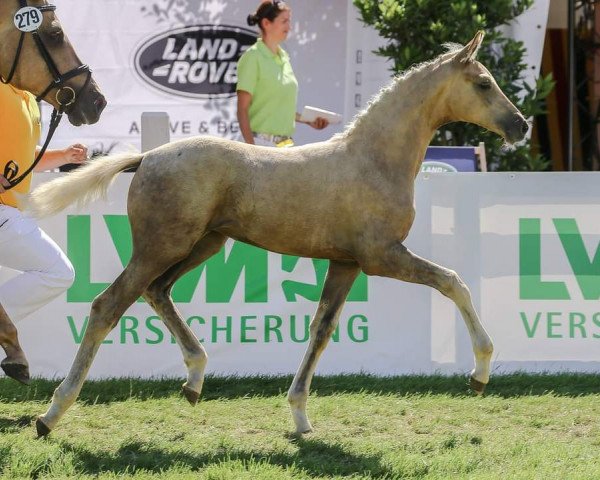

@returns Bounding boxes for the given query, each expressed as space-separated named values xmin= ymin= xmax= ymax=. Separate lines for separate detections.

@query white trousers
xmin=0 ymin=205 xmax=74 ymax=323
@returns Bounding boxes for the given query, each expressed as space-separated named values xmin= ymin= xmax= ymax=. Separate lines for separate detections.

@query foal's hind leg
xmin=0 ymin=303 xmax=29 ymax=385
xmin=144 ymin=232 xmax=227 ymax=406
xmin=288 ymin=260 xmax=360 ymax=433
xmin=364 ymin=243 xmax=493 ymax=394
xmin=36 ymin=255 xmax=177 ymax=436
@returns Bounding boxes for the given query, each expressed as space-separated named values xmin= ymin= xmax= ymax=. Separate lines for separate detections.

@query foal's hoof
xmin=182 ymin=385 xmax=200 ymax=406
xmin=469 ymin=376 xmax=487 ymax=395
xmin=1 ymin=360 xmax=30 ymax=385
xmin=295 ymin=425 xmax=313 ymax=435
xmin=35 ymin=417 xmax=51 ymax=437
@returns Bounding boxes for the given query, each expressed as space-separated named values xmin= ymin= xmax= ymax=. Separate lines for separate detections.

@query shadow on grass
xmin=55 ymin=436 xmax=401 ymax=478
xmin=0 ymin=415 xmax=35 ymax=433
xmin=0 ymin=373 xmax=598 ymax=405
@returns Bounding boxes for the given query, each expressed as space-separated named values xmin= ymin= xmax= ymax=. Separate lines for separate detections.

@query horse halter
xmin=0 ymin=0 xmax=92 ymax=189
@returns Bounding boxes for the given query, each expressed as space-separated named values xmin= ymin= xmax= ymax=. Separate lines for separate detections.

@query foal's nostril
xmin=512 ymin=114 xmax=528 ymax=138
xmin=520 ymin=120 xmax=529 ymax=136
xmin=94 ymin=95 xmax=107 ymax=116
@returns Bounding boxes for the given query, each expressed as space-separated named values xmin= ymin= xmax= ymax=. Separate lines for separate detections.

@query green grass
xmin=0 ymin=374 xmax=599 ymax=479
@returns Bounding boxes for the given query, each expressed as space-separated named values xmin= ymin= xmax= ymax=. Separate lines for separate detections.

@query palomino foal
xmin=28 ymin=31 xmax=527 ymax=435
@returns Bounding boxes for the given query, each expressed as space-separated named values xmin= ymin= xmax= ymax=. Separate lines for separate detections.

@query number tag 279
xmin=14 ymin=6 xmax=43 ymax=32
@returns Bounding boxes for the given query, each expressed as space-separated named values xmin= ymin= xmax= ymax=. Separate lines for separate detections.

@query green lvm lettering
xmin=519 ymin=311 xmax=600 ymax=339
xmin=520 ymin=218 xmax=600 ymax=300
xmin=67 ymin=215 xmax=267 ymax=303
xmin=67 ymin=313 xmax=369 ymax=345
xmin=67 ymin=215 xmax=368 ymax=303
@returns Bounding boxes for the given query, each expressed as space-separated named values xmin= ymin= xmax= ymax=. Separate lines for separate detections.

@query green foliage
xmin=353 ymin=0 xmax=555 ymax=171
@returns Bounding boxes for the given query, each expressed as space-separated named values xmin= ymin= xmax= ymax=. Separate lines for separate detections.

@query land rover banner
xmin=3 ymin=173 xmax=599 ymax=379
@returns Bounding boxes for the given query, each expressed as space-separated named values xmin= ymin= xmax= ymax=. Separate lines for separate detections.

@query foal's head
xmin=444 ymin=31 xmax=528 ymax=144
xmin=0 ymin=0 xmax=106 ymax=126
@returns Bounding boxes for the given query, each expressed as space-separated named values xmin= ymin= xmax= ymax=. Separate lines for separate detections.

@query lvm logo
xmin=519 ymin=218 xmax=600 ymax=340
xmin=66 ymin=215 xmax=370 ymax=345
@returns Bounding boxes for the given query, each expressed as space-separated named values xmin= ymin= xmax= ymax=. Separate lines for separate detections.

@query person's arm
xmin=236 ymin=49 xmax=259 ymax=144
xmin=295 ymin=113 xmax=329 ymax=130
xmin=33 ymin=143 xmax=88 ymax=172
xmin=237 ymin=91 xmax=255 ymax=144
xmin=0 ymin=144 xmax=88 ymax=193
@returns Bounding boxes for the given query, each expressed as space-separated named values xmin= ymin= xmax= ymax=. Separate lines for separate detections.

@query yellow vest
xmin=0 ymin=83 xmax=41 ymax=208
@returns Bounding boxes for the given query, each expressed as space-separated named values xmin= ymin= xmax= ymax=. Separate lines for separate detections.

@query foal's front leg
xmin=288 ymin=260 xmax=360 ymax=433
xmin=0 ymin=303 xmax=29 ymax=384
xmin=364 ymin=243 xmax=493 ymax=392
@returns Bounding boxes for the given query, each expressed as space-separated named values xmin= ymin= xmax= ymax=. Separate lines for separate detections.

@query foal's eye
xmin=477 ymin=81 xmax=492 ymax=91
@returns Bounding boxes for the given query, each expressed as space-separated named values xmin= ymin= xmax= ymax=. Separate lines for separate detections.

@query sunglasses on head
xmin=271 ymin=0 xmax=287 ymax=11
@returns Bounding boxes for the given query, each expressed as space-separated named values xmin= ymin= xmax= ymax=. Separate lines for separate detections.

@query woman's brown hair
xmin=247 ymin=1 xmax=290 ymax=31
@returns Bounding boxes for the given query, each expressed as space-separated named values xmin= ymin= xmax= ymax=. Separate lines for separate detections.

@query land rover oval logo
xmin=420 ymin=161 xmax=458 ymax=173
xmin=134 ymin=25 xmax=257 ymax=99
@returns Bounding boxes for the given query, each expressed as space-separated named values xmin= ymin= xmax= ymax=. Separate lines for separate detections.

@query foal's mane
xmin=335 ymin=44 xmax=462 ymax=141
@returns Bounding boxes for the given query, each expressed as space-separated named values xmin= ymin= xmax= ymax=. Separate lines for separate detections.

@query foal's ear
xmin=456 ymin=31 xmax=485 ymax=64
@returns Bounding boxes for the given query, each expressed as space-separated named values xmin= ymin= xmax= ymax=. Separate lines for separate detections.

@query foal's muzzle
xmin=65 ymin=80 xmax=107 ymax=126
xmin=502 ymin=113 xmax=529 ymax=144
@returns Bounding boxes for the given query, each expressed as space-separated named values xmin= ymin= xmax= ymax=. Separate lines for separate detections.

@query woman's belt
xmin=253 ymin=132 xmax=294 ymax=147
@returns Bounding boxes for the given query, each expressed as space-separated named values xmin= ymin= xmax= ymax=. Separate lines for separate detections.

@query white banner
xmin=2 ymin=172 xmax=600 ymax=379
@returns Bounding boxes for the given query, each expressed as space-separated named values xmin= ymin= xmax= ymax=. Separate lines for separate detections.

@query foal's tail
xmin=25 ymin=152 xmax=143 ymax=218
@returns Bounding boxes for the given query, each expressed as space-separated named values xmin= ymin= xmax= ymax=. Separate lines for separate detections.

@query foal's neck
xmin=344 ymin=61 xmax=453 ymax=175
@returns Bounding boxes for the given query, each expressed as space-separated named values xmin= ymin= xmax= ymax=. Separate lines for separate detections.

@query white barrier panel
xmin=3 ymin=172 xmax=600 ymax=379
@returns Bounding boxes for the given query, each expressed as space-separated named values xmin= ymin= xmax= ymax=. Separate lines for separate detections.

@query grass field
xmin=1 ymin=373 xmax=599 ymax=479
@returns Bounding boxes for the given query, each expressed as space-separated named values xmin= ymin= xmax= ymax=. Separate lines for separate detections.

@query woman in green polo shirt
xmin=236 ymin=0 xmax=328 ymax=147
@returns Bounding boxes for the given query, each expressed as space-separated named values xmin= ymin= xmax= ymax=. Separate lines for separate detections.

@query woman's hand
xmin=0 ymin=175 xmax=11 ymax=194
xmin=34 ymin=143 xmax=90 ymax=172
xmin=307 ymin=116 xmax=329 ymax=130
xmin=62 ymin=143 xmax=89 ymax=164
